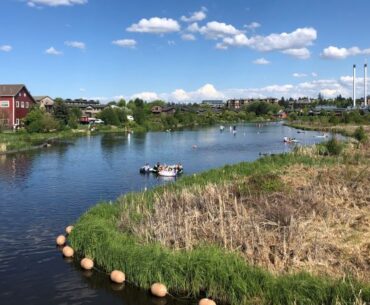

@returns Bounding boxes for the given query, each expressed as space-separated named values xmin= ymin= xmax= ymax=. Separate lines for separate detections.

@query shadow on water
xmin=63 ymin=257 xmax=190 ymax=305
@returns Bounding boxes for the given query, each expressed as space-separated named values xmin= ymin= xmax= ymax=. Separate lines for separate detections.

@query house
xmin=151 ymin=105 xmax=163 ymax=114
xmin=34 ymin=96 xmax=54 ymax=112
xmin=63 ymin=99 xmax=105 ymax=118
xmin=201 ymin=100 xmax=225 ymax=108
xmin=162 ymin=107 xmax=176 ymax=115
xmin=226 ymin=99 xmax=251 ymax=109
xmin=0 ymin=84 xmax=36 ymax=128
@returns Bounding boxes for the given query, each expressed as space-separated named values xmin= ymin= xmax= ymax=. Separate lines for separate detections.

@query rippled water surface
xmin=0 ymin=123 xmax=331 ymax=305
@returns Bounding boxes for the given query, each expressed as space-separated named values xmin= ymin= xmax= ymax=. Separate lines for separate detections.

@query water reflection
xmin=0 ymin=124 xmax=337 ymax=305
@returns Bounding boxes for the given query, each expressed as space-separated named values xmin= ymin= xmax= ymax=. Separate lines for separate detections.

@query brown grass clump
xmin=119 ymin=162 xmax=370 ymax=282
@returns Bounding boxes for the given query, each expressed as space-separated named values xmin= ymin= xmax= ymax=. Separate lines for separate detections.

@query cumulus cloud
xmin=0 ymin=45 xmax=12 ymax=52
xmin=112 ymin=39 xmax=137 ymax=48
xmin=321 ymin=46 xmax=370 ymax=59
xmin=27 ymin=0 xmax=87 ymax=7
xmin=293 ymin=73 xmax=307 ymax=78
xmin=197 ymin=21 xmax=241 ymax=39
xmin=127 ymin=17 xmax=180 ymax=34
xmin=253 ymin=58 xmax=270 ymax=65
xmin=181 ymin=8 xmax=207 ymax=23
xmin=65 ymin=40 xmax=85 ymax=49
xmin=181 ymin=33 xmax=196 ymax=41
xmin=131 ymin=92 xmax=159 ymax=101
xmin=45 ymin=46 xmax=63 ymax=55
xmin=219 ymin=27 xmax=316 ymax=53
xmin=282 ymin=48 xmax=311 ymax=59
xmin=244 ymin=22 xmax=261 ymax=30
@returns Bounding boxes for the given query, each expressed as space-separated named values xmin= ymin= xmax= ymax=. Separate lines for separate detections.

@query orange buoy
xmin=110 ymin=270 xmax=125 ymax=284
xmin=65 ymin=225 xmax=74 ymax=235
xmin=199 ymin=299 xmax=216 ymax=305
xmin=150 ymin=283 xmax=167 ymax=297
xmin=56 ymin=235 xmax=66 ymax=246
xmin=81 ymin=258 xmax=94 ymax=270
xmin=62 ymin=246 xmax=74 ymax=258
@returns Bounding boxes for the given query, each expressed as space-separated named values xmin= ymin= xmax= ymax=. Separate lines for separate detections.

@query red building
xmin=0 ymin=84 xmax=36 ymax=128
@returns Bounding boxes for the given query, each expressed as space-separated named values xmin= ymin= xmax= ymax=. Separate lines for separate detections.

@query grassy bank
xmin=286 ymin=121 xmax=370 ymax=138
xmin=69 ymin=143 xmax=370 ymax=305
xmin=0 ymin=125 xmax=134 ymax=154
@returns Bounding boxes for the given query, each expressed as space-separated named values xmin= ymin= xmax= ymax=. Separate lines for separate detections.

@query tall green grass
xmin=69 ymin=153 xmax=370 ymax=305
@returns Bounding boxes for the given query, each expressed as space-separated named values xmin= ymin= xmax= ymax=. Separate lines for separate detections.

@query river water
xmin=0 ymin=123 xmax=330 ymax=305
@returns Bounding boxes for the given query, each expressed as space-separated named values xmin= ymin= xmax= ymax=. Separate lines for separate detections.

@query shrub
xmin=24 ymin=109 xmax=59 ymax=133
xmin=353 ymin=126 xmax=368 ymax=143
xmin=324 ymin=137 xmax=343 ymax=156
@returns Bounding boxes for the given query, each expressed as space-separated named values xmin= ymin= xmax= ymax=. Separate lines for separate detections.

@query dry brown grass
xmin=119 ymin=162 xmax=370 ymax=282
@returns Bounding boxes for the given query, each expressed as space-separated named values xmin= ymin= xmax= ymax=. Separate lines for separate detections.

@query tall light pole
xmin=364 ymin=63 xmax=368 ymax=106
xmin=353 ymin=64 xmax=356 ymax=108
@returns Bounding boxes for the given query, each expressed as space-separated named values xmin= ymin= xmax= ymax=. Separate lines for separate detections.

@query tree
xmin=117 ymin=99 xmax=126 ymax=107
xmin=98 ymin=107 xmax=120 ymax=126
xmin=53 ymin=100 xmax=69 ymax=125
xmin=24 ymin=109 xmax=59 ymax=132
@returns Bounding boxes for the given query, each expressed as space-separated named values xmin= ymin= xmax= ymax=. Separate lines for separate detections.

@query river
xmin=0 ymin=123 xmax=331 ymax=305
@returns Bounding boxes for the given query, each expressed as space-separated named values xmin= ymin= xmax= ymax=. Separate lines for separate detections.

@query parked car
xmin=93 ymin=119 xmax=104 ymax=124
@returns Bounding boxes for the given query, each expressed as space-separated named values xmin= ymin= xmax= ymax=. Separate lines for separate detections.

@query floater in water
xmin=140 ymin=163 xmax=183 ymax=176
xmin=283 ymin=137 xmax=299 ymax=143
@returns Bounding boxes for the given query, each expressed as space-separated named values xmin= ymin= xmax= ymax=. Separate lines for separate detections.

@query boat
xmin=139 ymin=165 xmax=152 ymax=174
xmin=140 ymin=163 xmax=183 ymax=175
xmin=315 ymin=134 xmax=328 ymax=138
xmin=283 ymin=137 xmax=299 ymax=144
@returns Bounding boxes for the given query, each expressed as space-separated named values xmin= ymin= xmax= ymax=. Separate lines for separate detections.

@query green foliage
xmin=24 ymin=109 xmax=59 ymax=133
xmin=69 ymin=153 xmax=369 ymax=305
xmin=53 ymin=100 xmax=69 ymax=125
xmin=323 ymin=137 xmax=343 ymax=156
xmin=246 ymin=102 xmax=281 ymax=116
xmin=353 ymin=126 xmax=368 ymax=143
xmin=98 ymin=107 xmax=120 ymax=126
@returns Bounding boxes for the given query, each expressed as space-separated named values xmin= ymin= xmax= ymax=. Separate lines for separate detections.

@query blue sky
xmin=1 ymin=0 xmax=370 ymax=102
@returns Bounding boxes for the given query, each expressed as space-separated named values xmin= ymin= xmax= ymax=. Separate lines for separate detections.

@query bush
xmin=353 ymin=126 xmax=368 ymax=143
xmin=324 ymin=137 xmax=343 ymax=156
xmin=24 ymin=109 xmax=59 ymax=133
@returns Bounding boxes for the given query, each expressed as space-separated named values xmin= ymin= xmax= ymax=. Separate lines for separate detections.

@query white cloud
xmin=197 ymin=21 xmax=241 ymax=39
xmin=131 ymin=92 xmax=159 ymax=101
xmin=0 ymin=45 xmax=12 ymax=52
xmin=79 ymin=88 xmax=86 ymax=92
xmin=321 ymin=46 xmax=370 ymax=59
xmin=181 ymin=33 xmax=196 ymax=41
xmin=181 ymin=8 xmax=207 ymax=23
xmin=45 ymin=47 xmax=63 ymax=55
xmin=282 ymin=48 xmax=310 ymax=59
xmin=65 ymin=40 xmax=85 ymax=49
xmin=220 ymin=27 xmax=316 ymax=53
xmin=244 ymin=22 xmax=261 ymax=30
xmin=112 ymin=39 xmax=137 ymax=48
xmin=27 ymin=0 xmax=87 ymax=7
xmin=253 ymin=58 xmax=270 ymax=65
xmin=293 ymin=73 xmax=307 ymax=78
xmin=187 ymin=22 xmax=200 ymax=33
xmin=127 ymin=17 xmax=180 ymax=34
xmin=312 ymin=72 xmax=318 ymax=77
xmin=171 ymin=89 xmax=190 ymax=101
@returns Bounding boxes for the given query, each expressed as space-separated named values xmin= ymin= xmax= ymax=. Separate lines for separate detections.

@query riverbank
xmin=69 ymin=142 xmax=370 ymax=305
xmin=286 ymin=121 xmax=370 ymax=138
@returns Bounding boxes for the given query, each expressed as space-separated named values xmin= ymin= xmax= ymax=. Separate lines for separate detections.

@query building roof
xmin=0 ymin=84 xmax=25 ymax=96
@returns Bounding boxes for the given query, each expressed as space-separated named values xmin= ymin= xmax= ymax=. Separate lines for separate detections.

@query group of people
xmin=153 ymin=162 xmax=183 ymax=173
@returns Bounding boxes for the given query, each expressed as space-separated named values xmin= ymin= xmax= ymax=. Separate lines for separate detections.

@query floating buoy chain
xmin=56 ymin=226 xmax=216 ymax=304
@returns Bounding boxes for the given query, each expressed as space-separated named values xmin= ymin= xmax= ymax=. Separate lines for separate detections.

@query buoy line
xmin=56 ymin=227 xmax=217 ymax=304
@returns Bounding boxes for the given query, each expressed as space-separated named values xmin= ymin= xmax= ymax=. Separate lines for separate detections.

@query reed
xmin=69 ymin=145 xmax=370 ymax=305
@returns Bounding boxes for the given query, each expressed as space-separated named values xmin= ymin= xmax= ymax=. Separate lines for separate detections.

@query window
xmin=16 ymin=101 xmax=19 ymax=108
xmin=21 ymin=102 xmax=24 ymax=108
xmin=26 ymin=102 xmax=29 ymax=108
xmin=0 ymin=101 xmax=9 ymax=108
xmin=24 ymin=93 xmax=26 ymax=97
xmin=16 ymin=119 xmax=20 ymax=125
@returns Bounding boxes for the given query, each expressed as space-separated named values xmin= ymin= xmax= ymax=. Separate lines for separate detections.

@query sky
xmin=1 ymin=0 xmax=370 ymax=102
